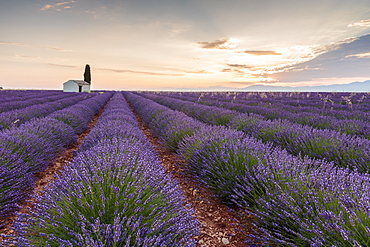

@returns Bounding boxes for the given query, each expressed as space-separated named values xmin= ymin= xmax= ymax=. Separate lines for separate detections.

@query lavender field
xmin=1 ymin=90 xmax=370 ymax=246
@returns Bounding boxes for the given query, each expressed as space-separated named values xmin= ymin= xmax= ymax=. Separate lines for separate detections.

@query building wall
xmin=63 ymin=80 xmax=91 ymax=92
xmin=63 ymin=81 xmax=79 ymax=92
xmin=82 ymin=84 xmax=91 ymax=93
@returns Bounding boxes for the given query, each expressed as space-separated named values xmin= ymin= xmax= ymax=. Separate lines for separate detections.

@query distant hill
xmin=173 ymin=86 xmax=238 ymax=91
xmin=174 ymin=80 xmax=370 ymax=92
xmin=241 ymin=80 xmax=370 ymax=92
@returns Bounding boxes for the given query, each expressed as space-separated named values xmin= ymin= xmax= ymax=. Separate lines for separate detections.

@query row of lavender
xmin=172 ymin=91 xmax=370 ymax=111
xmin=9 ymin=92 xmax=199 ymax=246
xmin=201 ymin=91 xmax=370 ymax=131
xmin=0 ymin=93 xmax=96 ymax=131
xmin=0 ymin=90 xmax=59 ymax=103
xmin=124 ymin=91 xmax=370 ymax=246
xmin=164 ymin=91 xmax=370 ymax=119
xmin=194 ymin=92 xmax=370 ymax=133
xmin=152 ymin=91 xmax=370 ymax=137
xmin=0 ymin=91 xmax=75 ymax=113
xmin=0 ymin=92 xmax=113 ymax=229
xmin=138 ymin=92 xmax=370 ymax=173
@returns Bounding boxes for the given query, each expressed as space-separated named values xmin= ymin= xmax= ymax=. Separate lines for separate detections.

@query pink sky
xmin=1 ymin=0 xmax=370 ymax=90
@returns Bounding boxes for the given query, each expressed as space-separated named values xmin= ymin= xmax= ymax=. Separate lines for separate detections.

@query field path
xmin=129 ymin=102 xmax=257 ymax=247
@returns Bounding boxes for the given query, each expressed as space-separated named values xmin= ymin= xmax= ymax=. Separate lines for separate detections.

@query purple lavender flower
xmin=10 ymin=92 xmax=199 ymax=246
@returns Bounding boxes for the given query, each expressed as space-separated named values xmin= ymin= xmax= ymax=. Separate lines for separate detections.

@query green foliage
xmin=253 ymin=172 xmax=370 ymax=246
xmin=165 ymin=128 xmax=195 ymax=152
xmin=24 ymin=165 xmax=177 ymax=246
xmin=84 ymin=64 xmax=91 ymax=83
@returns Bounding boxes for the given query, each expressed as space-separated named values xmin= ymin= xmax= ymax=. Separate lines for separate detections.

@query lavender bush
xmin=178 ymin=126 xmax=370 ymax=246
xmin=180 ymin=128 xmax=370 ymax=246
xmin=9 ymin=92 xmax=199 ymax=246
xmin=0 ymin=91 xmax=72 ymax=113
xmin=230 ymin=115 xmax=370 ymax=172
xmin=0 ymin=92 xmax=113 ymax=229
xmin=139 ymin=93 xmax=370 ymax=173
xmin=0 ymin=156 xmax=32 ymax=228
xmin=152 ymin=91 xmax=370 ymax=118
xmin=0 ymin=93 xmax=93 ymax=130
xmin=127 ymin=92 xmax=370 ymax=246
xmin=248 ymin=168 xmax=370 ymax=246
xmin=163 ymin=91 xmax=370 ymax=138
xmin=14 ymin=142 xmax=198 ymax=246
xmin=123 ymin=92 xmax=202 ymax=151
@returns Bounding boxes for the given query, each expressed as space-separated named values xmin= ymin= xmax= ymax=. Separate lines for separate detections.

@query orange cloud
xmin=40 ymin=1 xmax=75 ymax=11
xmin=40 ymin=4 xmax=54 ymax=11
xmin=46 ymin=63 xmax=78 ymax=68
xmin=43 ymin=46 xmax=73 ymax=52
xmin=182 ymin=69 xmax=212 ymax=74
xmin=197 ymin=38 xmax=281 ymax=56
xmin=0 ymin=41 xmax=29 ymax=46
xmin=348 ymin=19 xmax=370 ymax=27
xmin=197 ymin=39 xmax=229 ymax=49
xmin=238 ymin=50 xmax=282 ymax=56
xmin=98 ymin=68 xmax=184 ymax=76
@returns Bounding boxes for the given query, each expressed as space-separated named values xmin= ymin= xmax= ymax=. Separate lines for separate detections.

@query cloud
xmin=238 ymin=50 xmax=282 ymax=56
xmin=130 ymin=65 xmax=212 ymax=75
xmin=227 ymin=64 xmax=255 ymax=69
xmin=43 ymin=46 xmax=73 ymax=52
xmin=1 ymin=41 xmax=72 ymax=53
xmin=40 ymin=1 xmax=75 ymax=11
xmin=54 ymin=1 xmax=72 ymax=6
xmin=197 ymin=38 xmax=238 ymax=50
xmin=0 ymin=41 xmax=29 ymax=46
xmin=198 ymin=38 xmax=281 ymax=57
xmin=222 ymin=64 xmax=264 ymax=76
xmin=272 ymin=34 xmax=370 ymax=82
xmin=98 ymin=68 xmax=184 ymax=76
xmin=220 ymin=68 xmax=233 ymax=73
xmin=198 ymin=36 xmax=365 ymax=84
xmin=46 ymin=63 xmax=78 ymax=68
xmin=348 ymin=19 xmax=370 ymax=27
xmin=345 ymin=52 xmax=370 ymax=58
xmin=197 ymin=39 xmax=230 ymax=49
xmin=155 ymin=66 xmax=212 ymax=75
xmin=15 ymin=54 xmax=43 ymax=59
xmin=229 ymin=80 xmax=274 ymax=86
xmin=40 ymin=4 xmax=54 ymax=11
xmin=182 ymin=69 xmax=212 ymax=74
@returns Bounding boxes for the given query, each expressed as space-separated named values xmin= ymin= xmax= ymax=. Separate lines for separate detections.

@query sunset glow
xmin=1 ymin=0 xmax=370 ymax=90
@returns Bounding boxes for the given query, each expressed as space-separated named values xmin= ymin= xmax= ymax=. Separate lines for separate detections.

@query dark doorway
xmin=78 ymin=85 xmax=82 ymax=92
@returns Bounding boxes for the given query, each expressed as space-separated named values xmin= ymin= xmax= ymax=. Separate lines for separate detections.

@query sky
xmin=1 ymin=0 xmax=370 ymax=90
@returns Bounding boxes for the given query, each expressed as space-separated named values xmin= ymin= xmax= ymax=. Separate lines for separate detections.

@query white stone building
xmin=63 ymin=80 xmax=91 ymax=93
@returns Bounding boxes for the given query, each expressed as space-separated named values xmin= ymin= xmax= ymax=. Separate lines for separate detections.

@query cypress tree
xmin=83 ymin=64 xmax=91 ymax=84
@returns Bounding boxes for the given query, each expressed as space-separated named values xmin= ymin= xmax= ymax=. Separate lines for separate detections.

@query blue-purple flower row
xmin=0 ymin=91 xmax=79 ymax=114
xmin=0 ymin=93 xmax=97 ymax=131
xmin=147 ymin=91 xmax=370 ymax=138
xmin=124 ymin=91 xmax=370 ymax=246
xmin=161 ymin=91 xmax=370 ymax=113
xmin=138 ymin=92 xmax=370 ymax=173
xmin=0 ymin=92 xmax=113 ymax=229
xmin=9 ymin=92 xmax=199 ymax=246
xmin=0 ymin=90 xmax=61 ymax=104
